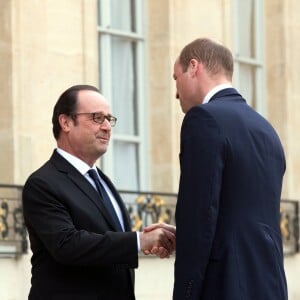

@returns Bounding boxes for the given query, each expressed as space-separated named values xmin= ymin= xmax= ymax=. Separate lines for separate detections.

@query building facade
xmin=0 ymin=0 xmax=299 ymax=299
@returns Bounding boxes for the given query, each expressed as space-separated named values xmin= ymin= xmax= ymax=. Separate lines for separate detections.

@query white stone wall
xmin=284 ymin=256 xmax=300 ymax=300
xmin=0 ymin=0 xmax=299 ymax=299
xmin=0 ymin=253 xmax=175 ymax=300
xmin=0 ymin=254 xmax=31 ymax=300
xmin=1 ymin=255 xmax=300 ymax=300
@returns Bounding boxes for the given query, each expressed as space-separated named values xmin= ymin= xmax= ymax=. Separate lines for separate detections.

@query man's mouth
xmin=97 ymin=136 xmax=109 ymax=142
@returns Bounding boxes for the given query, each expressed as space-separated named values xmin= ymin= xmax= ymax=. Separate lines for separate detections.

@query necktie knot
xmin=88 ymin=169 xmax=100 ymax=182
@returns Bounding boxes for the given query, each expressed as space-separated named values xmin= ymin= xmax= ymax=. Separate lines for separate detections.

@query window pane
xmin=113 ymin=141 xmax=139 ymax=190
xmin=97 ymin=0 xmax=146 ymax=189
xmin=239 ymin=63 xmax=256 ymax=107
xmin=237 ymin=0 xmax=256 ymax=58
xmin=111 ymin=0 xmax=135 ymax=31
xmin=111 ymin=36 xmax=137 ymax=135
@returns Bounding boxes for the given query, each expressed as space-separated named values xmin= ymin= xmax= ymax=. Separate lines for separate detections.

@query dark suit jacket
xmin=22 ymin=150 xmax=138 ymax=300
xmin=173 ymin=88 xmax=288 ymax=300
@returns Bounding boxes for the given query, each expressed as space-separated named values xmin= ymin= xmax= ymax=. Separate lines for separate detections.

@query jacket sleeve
xmin=173 ymin=107 xmax=226 ymax=299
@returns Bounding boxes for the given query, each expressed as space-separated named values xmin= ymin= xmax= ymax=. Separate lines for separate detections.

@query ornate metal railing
xmin=0 ymin=184 xmax=27 ymax=257
xmin=119 ymin=192 xmax=300 ymax=256
xmin=119 ymin=190 xmax=176 ymax=232
xmin=280 ymin=199 xmax=299 ymax=255
xmin=0 ymin=184 xmax=299 ymax=257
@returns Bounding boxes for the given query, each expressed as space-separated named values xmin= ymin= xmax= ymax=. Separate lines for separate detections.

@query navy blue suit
xmin=173 ymin=88 xmax=287 ymax=299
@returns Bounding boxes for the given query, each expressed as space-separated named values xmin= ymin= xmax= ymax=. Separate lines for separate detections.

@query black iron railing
xmin=119 ymin=190 xmax=177 ymax=231
xmin=280 ymin=199 xmax=299 ymax=255
xmin=0 ymin=184 xmax=299 ymax=257
xmin=0 ymin=184 xmax=27 ymax=257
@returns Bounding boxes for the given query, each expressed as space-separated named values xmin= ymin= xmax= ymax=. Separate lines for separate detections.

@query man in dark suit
xmin=172 ymin=38 xmax=288 ymax=299
xmin=22 ymin=85 xmax=175 ymax=300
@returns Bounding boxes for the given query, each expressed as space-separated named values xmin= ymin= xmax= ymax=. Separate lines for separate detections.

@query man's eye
xmin=94 ymin=116 xmax=103 ymax=122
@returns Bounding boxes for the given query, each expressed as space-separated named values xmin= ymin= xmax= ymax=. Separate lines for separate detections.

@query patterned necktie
xmin=88 ymin=169 xmax=123 ymax=231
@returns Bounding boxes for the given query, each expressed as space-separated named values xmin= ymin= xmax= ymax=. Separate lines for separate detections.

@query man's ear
xmin=188 ymin=59 xmax=199 ymax=77
xmin=58 ymin=114 xmax=72 ymax=133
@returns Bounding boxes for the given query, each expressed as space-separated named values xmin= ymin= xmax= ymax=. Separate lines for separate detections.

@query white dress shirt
xmin=202 ymin=83 xmax=233 ymax=104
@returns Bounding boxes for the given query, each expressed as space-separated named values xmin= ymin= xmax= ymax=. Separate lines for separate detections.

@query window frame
xmin=97 ymin=0 xmax=148 ymax=190
xmin=232 ymin=0 xmax=265 ymax=115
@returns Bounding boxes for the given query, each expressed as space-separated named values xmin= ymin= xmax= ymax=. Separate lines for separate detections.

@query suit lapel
xmin=50 ymin=150 xmax=121 ymax=231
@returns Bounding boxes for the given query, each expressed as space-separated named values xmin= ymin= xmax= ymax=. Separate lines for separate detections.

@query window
xmin=97 ymin=0 xmax=147 ymax=191
xmin=233 ymin=0 xmax=265 ymax=114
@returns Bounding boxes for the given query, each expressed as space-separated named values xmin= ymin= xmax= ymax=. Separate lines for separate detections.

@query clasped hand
xmin=139 ymin=223 xmax=176 ymax=259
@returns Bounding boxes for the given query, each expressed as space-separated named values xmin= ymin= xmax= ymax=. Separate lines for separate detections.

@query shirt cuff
xmin=136 ymin=231 xmax=141 ymax=251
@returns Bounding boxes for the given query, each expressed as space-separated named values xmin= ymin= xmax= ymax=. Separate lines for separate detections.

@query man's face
xmin=64 ymin=90 xmax=113 ymax=166
xmin=173 ymin=58 xmax=199 ymax=114
xmin=173 ymin=59 xmax=190 ymax=113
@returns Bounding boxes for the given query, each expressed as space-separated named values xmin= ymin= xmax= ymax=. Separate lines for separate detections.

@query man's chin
xmin=98 ymin=146 xmax=108 ymax=156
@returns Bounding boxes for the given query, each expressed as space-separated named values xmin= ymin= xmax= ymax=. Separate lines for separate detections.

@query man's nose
xmin=100 ymin=118 xmax=111 ymax=129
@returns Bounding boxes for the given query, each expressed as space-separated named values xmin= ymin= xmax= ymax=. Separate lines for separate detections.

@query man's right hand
xmin=139 ymin=226 xmax=175 ymax=258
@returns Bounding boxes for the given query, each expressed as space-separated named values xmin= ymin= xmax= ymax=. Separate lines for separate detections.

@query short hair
xmin=52 ymin=84 xmax=99 ymax=140
xmin=179 ymin=38 xmax=234 ymax=79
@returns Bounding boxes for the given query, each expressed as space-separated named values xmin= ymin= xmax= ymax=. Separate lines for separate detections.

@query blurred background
xmin=0 ymin=0 xmax=299 ymax=299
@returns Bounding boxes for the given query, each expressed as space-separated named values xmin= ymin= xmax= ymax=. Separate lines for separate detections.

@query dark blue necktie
xmin=88 ymin=169 xmax=123 ymax=231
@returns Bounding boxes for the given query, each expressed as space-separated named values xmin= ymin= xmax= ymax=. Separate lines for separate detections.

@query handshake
xmin=139 ymin=223 xmax=176 ymax=259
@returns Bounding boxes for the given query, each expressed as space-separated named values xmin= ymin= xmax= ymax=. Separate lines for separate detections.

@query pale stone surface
xmin=0 ymin=1 xmax=14 ymax=184
xmin=285 ymin=256 xmax=300 ymax=300
xmin=135 ymin=256 xmax=175 ymax=300
xmin=0 ymin=253 xmax=31 ymax=300
xmin=0 ymin=0 xmax=300 ymax=299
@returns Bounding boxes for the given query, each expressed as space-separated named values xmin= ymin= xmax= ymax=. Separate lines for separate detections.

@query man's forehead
xmin=78 ymin=89 xmax=101 ymax=97
xmin=78 ymin=90 xmax=105 ymax=101
xmin=173 ymin=60 xmax=183 ymax=77
xmin=78 ymin=91 xmax=109 ymax=109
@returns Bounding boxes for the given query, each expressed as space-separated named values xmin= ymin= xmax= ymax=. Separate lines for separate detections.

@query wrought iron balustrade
xmin=120 ymin=191 xmax=300 ymax=256
xmin=0 ymin=184 xmax=27 ymax=257
xmin=119 ymin=190 xmax=177 ymax=232
xmin=0 ymin=184 xmax=299 ymax=257
xmin=280 ymin=199 xmax=299 ymax=255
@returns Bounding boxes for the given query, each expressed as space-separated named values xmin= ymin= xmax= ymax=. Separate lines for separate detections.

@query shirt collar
xmin=202 ymin=83 xmax=232 ymax=104
xmin=56 ymin=148 xmax=96 ymax=175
